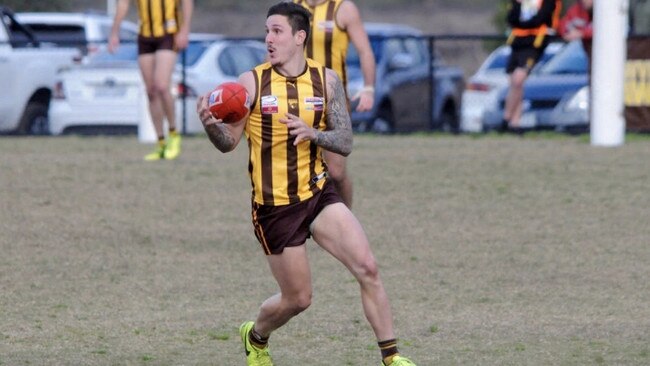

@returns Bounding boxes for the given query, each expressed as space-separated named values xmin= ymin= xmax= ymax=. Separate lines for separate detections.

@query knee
xmin=511 ymin=79 xmax=525 ymax=90
xmin=354 ymin=257 xmax=380 ymax=284
xmin=285 ymin=291 xmax=312 ymax=315
xmin=149 ymin=83 xmax=170 ymax=99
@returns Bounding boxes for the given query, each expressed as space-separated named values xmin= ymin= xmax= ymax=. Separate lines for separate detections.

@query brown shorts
xmin=251 ymin=180 xmax=344 ymax=255
xmin=137 ymin=34 xmax=176 ymax=55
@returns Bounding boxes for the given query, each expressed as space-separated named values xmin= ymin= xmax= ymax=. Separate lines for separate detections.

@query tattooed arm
xmin=196 ymin=72 xmax=253 ymax=153
xmin=280 ymin=69 xmax=352 ymax=156
xmin=318 ymin=68 xmax=353 ymax=155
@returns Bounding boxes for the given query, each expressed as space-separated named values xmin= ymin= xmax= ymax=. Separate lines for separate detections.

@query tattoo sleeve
xmin=205 ymin=123 xmax=238 ymax=153
xmin=316 ymin=70 xmax=353 ymax=156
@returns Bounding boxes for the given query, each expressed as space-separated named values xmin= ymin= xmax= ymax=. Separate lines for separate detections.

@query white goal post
xmin=591 ymin=0 xmax=629 ymax=146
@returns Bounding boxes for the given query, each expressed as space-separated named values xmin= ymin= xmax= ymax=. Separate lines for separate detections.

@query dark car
xmin=482 ymin=40 xmax=589 ymax=131
xmin=346 ymin=23 xmax=464 ymax=133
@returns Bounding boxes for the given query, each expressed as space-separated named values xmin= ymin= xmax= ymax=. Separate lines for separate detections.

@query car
xmin=346 ymin=23 xmax=464 ymax=133
xmin=548 ymin=85 xmax=590 ymax=133
xmin=48 ymin=34 xmax=266 ymax=135
xmin=481 ymin=40 xmax=589 ymax=131
xmin=15 ymin=12 xmax=138 ymax=61
xmin=460 ymin=42 xmax=563 ymax=133
xmin=173 ymin=36 xmax=266 ymax=134
xmin=0 ymin=6 xmax=79 ymax=135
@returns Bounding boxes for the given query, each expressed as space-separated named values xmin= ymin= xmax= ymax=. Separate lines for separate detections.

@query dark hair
xmin=267 ymin=2 xmax=311 ymax=42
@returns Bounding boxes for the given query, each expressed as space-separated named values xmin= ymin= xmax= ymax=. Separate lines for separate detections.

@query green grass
xmin=0 ymin=133 xmax=649 ymax=365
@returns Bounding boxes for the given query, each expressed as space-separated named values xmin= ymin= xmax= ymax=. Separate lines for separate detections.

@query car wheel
xmin=18 ymin=102 xmax=50 ymax=135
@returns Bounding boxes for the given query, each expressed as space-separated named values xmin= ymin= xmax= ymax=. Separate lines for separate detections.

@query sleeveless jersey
xmin=135 ymin=0 xmax=183 ymax=38
xmin=294 ymin=0 xmax=349 ymax=87
xmin=246 ymin=59 xmax=329 ymax=206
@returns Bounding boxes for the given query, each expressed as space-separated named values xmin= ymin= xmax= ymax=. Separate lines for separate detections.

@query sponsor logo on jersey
xmin=261 ymin=95 xmax=279 ymax=114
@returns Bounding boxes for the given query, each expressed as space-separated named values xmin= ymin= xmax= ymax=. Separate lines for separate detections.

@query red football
xmin=207 ymin=82 xmax=251 ymax=124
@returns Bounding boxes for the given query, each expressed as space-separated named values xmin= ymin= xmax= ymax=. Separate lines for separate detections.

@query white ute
xmin=0 ymin=7 xmax=79 ymax=134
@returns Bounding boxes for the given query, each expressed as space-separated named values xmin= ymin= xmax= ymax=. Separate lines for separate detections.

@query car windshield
xmin=89 ymin=41 xmax=210 ymax=66
xmin=535 ymin=41 xmax=588 ymax=75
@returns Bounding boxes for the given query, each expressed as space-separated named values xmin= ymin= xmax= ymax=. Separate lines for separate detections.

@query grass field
xmin=1 ymin=133 xmax=649 ymax=365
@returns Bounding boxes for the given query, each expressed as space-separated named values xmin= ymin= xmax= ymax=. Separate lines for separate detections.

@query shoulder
xmin=325 ymin=67 xmax=341 ymax=85
xmin=238 ymin=70 xmax=257 ymax=98
xmin=336 ymin=1 xmax=362 ymax=29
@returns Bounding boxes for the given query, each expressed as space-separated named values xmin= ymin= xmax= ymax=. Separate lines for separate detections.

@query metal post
xmin=428 ymin=36 xmax=435 ymax=129
xmin=181 ymin=49 xmax=187 ymax=134
xmin=591 ymin=0 xmax=629 ymax=146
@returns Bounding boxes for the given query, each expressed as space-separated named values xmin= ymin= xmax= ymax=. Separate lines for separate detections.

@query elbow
xmin=341 ymin=135 xmax=353 ymax=156
xmin=338 ymin=145 xmax=352 ymax=157
xmin=217 ymin=146 xmax=232 ymax=154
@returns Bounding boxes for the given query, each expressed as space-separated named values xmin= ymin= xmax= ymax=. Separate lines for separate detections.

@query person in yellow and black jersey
xmin=109 ymin=0 xmax=193 ymax=160
xmin=196 ymin=3 xmax=415 ymax=366
xmin=293 ymin=0 xmax=376 ymax=208
xmin=503 ymin=0 xmax=561 ymax=133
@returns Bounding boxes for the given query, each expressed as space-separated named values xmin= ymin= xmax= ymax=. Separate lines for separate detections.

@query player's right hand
xmin=197 ymin=94 xmax=223 ymax=127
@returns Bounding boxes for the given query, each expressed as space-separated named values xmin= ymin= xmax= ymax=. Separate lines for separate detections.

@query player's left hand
xmin=280 ymin=113 xmax=316 ymax=145
xmin=352 ymin=89 xmax=374 ymax=112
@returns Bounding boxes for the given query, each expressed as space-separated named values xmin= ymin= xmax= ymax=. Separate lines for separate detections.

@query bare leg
xmin=253 ymin=245 xmax=313 ymax=337
xmin=503 ymin=68 xmax=528 ymax=127
xmin=310 ymin=203 xmax=395 ymax=341
xmin=138 ymin=54 xmax=165 ymax=138
xmin=323 ymin=150 xmax=353 ymax=208
xmin=153 ymin=50 xmax=178 ymax=131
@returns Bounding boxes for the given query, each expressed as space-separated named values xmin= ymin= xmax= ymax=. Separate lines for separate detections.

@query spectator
xmin=502 ymin=0 xmax=561 ymax=132
xmin=558 ymin=0 xmax=593 ymax=56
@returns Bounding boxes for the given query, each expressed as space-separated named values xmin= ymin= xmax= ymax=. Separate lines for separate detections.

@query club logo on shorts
xmin=261 ymin=95 xmax=279 ymax=114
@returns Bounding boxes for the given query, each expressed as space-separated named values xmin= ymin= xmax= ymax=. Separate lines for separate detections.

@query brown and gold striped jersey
xmin=246 ymin=59 xmax=329 ymax=206
xmin=135 ymin=0 xmax=183 ymax=38
xmin=294 ymin=0 xmax=349 ymax=87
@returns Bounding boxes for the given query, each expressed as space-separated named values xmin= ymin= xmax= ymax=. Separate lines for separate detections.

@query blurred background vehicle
xmin=174 ymin=36 xmax=265 ymax=133
xmin=0 ymin=6 xmax=79 ymax=135
xmin=481 ymin=40 xmax=589 ymax=132
xmin=49 ymin=34 xmax=265 ymax=135
xmin=347 ymin=23 xmax=464 ymax=133
xmin=460 ymin=42 xmax=563 ymax=133
xmin=15 ymin=12 xmax=138 ymax=62
xmin=549 ymin=85 xmax=590 ymax=133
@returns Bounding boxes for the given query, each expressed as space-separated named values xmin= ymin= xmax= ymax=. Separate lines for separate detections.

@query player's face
xmin=265 ymin=15 xmax=299 ymax=66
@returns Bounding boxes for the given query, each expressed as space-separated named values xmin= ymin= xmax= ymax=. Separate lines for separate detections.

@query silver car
xmin=48 ymin=34 xmax=266 ymax=135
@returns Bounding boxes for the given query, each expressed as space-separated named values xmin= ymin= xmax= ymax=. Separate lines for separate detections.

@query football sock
xmin=157 ymin=138 xmax=165 ymax=147
xmin=169 ymin=128 xmax=177 ymax=136
xmin=249 ymin=327 xmax=268 ymax=349
xmin=379 ymin=338 xmax=399 ymax=364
